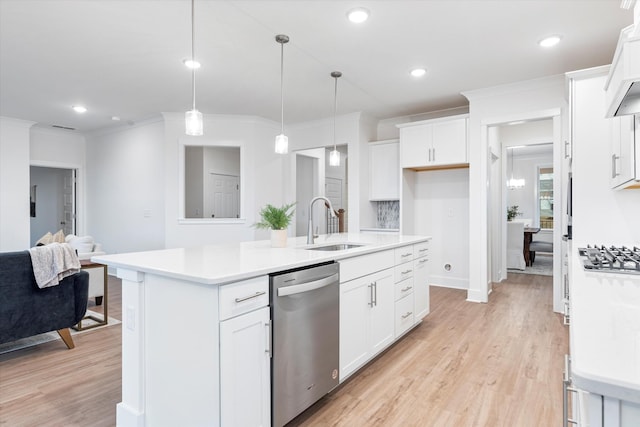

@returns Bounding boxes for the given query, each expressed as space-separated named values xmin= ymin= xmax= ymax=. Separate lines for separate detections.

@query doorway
xmin=29 ymin=166 xmax=76 ymax=246
xmin=485 ymin=114 xmax=563 ymax=313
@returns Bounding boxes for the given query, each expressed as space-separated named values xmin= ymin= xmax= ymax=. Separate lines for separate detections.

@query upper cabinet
xmin=610 ymin=113 xmax=639 ymax=189
xmin=369 ymin=140 xmax=399 ymax=201
xmin=397 ymin=115 xmax=468 ymax=170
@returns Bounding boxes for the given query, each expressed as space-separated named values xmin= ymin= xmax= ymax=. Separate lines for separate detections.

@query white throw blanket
xmin=28 ymin=242 xmax=81 ymax=289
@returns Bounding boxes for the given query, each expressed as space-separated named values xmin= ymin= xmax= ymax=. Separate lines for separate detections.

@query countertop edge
xmin=93 ymin=234 xmax=432 ymax=286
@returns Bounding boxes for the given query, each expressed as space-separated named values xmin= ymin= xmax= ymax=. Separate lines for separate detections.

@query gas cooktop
xmin=578 ymin=245 xmax=640 ymax=275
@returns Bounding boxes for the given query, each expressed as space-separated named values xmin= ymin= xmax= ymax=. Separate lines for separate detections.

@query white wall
xmin=0 ymin=117 xmax=34 ymax=251
xmin=462 ymin=75 xmax=566 ymax=303
xmin=85 ymin=119 xmax=166 ymax=254
xmin=285 ymin=112 xmax=376 ymax=234
xmin=412 ymin=168 xmax=470 ymax=289
xmin=30 ymin=126 xmax=86 ymax=234
xmin=164 ymin=113 xmax=284 ymax=248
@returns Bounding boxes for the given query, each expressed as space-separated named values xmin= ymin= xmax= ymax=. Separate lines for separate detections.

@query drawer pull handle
xmin=402 ymin=269 xmax=412 ymax=275
xmin=235 ymin=291 xmax=266 ymax=303
xmin=419 ymin=248 xmax=428 ymax=253
xmin=401 ymin=286 xmax=412 ymax=292
xmin=418 ymin=259 xmax=428 ymax=264
xmin=401 ymin=311 xmax=413 ymax=319
xmin=401 ymin=253 xmax=412 ymax=258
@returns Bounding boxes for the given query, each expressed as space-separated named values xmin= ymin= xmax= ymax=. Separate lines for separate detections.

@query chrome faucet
xmin=307 ymin=196 xmax=337 ymax=244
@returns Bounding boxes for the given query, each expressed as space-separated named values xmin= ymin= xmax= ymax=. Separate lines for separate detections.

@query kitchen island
xmin=94 ymin=232 xmax=431 ymax=427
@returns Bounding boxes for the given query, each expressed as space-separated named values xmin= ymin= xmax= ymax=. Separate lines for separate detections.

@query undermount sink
xmin=305 ymin=243 xmax=366 ymax=251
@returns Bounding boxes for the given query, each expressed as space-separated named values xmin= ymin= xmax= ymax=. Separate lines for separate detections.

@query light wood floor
xmin=0 ymin=273 xmax=567 ymax=427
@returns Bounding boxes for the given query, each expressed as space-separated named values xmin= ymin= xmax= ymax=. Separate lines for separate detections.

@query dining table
xmin=523 ymin=226 xmax=541 ymax=267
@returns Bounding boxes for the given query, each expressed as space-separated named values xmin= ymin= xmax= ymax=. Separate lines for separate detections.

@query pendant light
xmin=329 ymin=71 xmax=342 ymax=167
xmin=185 ymin=0 xmax=203 ymax=136
xmin=274 ymin=34 xmax=290 ymax=154
xmin=506 ymin=147 xmax=525 ymax=189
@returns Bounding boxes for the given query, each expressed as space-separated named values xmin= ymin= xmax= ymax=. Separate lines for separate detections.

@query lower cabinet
xmin=413 ymin=241 xmax=430 ymax=320
xmin=219 ymin=306 xmax=270 ymax=426
xmin=339 ymin=268 xmax=394 ymax=381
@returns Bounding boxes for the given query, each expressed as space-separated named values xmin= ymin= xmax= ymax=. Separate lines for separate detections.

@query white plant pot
xmin=270 ymin=229 xmax=287 ymax=248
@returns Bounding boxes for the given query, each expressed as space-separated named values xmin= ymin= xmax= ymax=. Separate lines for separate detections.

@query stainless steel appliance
xmin=270 ymin=261 xmax=340 ymax=427
xmin=578 ymin=245 xmax=640 ymax=275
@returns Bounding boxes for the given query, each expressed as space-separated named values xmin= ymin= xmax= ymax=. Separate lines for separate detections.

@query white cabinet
xmin=369 ymin=140 xmax=399 ymax=201
xmin=219 ymin=276 xmax=270 ymax=427
xmin=610 ymin=114 xmax=639 ymax=189
xmin=219 ymin=307 xmax=270 ymax=427
xmin=398 ymin=115 xmax=468 ymax=169
xmin=339 ymin=268 xmax=394 ymax=381
xmin=413 ymin=241 xmax=430 ymax=320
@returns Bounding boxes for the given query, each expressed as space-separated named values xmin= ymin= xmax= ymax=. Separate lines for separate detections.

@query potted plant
xmin=507 ymin=205 xmax=522 ymax=221
xmin=254 ymin=202 xmax=296 ymax=247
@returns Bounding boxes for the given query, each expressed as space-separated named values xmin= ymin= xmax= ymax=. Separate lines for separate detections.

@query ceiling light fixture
xmin=182 ymin=58 xmax=201 ymax=69
xmin=538 ymin=35 xmax=561 ymax=48
xmin=410 ymin=68 xmax=427 ymax=78
xmin=506 ymin=147 xmax=525 ymax=189
xmin=185 ymin=0 xmax=203 ymax=136
xmin=329 ymin=71 xmax=342 ymax=167
xmin=347 ymin=7 xmax=369 ymax=23
xmin=275 ymin=34 xmax=290 ymax=154
xmin=72 ymin=105 xmax=87 ymax=113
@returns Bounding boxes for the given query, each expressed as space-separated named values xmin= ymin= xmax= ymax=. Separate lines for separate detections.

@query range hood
xmin=605 ymin=1 xmax=640 ymax=117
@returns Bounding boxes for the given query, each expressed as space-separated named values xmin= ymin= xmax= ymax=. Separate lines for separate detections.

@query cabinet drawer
xmin=340 ymin=249 xmax=394 ymax=283
xmin=394 ymin=277 xmax=414 ymax=301
xmin=395 ymin=294 xmax=415 ymax=337
xmin=414 ymin=241 xmax=430 ymax=259
xmin=219 ymin=276 xmax=269 ymax=321
xmin=394 ymin=246 xmax=414 ymax=265
xmin=394 ymin=263 xmax=414 ymax=283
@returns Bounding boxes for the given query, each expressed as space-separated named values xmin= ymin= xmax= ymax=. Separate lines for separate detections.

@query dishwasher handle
xmin=277 ymin=273 xmax=339 ymax=297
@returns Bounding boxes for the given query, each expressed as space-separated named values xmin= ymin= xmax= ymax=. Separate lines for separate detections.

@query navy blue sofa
xmin=0 ymin=250 xmax=89 ymax=349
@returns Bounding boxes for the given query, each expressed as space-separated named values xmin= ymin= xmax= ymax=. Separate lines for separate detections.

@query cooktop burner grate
xmin=578 ymin=245 xmax=640 ymax=275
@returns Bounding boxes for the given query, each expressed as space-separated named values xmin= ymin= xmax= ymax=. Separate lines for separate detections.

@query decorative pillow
xmin=67 ymin=235 xmax=95 ymax=254
xmin=65 ymin=234 xmax=76 ymax=243
xmin=36 ymin=232 xmax=53 ymax=246
xmin=52 ymin=229 xmax=65 ymax=243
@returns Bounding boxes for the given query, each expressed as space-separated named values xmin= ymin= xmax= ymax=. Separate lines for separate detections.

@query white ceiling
xmin=0 ymin=0 xmax=633 ymax=133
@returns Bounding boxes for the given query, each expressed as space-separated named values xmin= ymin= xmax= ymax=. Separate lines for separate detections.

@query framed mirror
xmin=179 ymin=139 xmax=244 ymax=223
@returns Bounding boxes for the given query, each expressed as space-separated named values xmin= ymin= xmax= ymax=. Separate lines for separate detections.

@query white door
xmin=205 ymin=173 xmax=239 ymax=218
xmin=431 ymin=118 xmax=467 ymax=166
xmin=368 ymin=269 xmax=395 ymax=354
xmin=219 ymin=307 xmax=271 ymax=427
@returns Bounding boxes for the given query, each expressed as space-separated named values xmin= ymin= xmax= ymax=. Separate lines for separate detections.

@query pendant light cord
xmin=191 ymin=0 xmax=196 ymax=111
xmin=333 ymin=75 xmax=338 ymax=150
xmin=280 ymin=41 xmax=284 ymax=134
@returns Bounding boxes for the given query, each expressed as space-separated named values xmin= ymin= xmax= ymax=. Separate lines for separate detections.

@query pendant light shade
xmin=329 ymin=71 xmax=342 ymax=167
xmin=185 ymin=0 xmax=203 ymax=136
xmin=275 ymin=34 xmax=289 ymax=154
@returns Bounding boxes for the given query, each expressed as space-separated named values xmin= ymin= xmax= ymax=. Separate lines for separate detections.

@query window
xmin=538 ymin=166 xmax=553 ymax=229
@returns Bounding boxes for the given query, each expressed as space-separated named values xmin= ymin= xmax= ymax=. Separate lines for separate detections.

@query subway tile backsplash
xmin=376 ymin=201 xmax=399 ymax=229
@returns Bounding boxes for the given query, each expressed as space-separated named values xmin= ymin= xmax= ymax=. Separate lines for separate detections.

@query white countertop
xmin=93 ymin=232 xmax=430 ymax=286
xmin=569 ymin=244 xmax=640 ymax=404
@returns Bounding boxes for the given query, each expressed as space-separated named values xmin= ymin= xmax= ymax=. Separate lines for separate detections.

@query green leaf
xmin=254 ymin=202 xmax=296 ymax=230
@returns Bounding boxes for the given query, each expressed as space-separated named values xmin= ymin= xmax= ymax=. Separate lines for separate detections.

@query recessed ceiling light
xmin=347 ymin=7 xmax=369 ymax=23
xmin=111 ymin=116 xmax=121 ymax=121
xmin=183 ymin=59 xmax=201 ymax=69
xmin=538 ymin=35 xmax=561 ymax=48
xmin=410 ymin=68 xmax=427 ymax=77
xmin=72 ymin=105 xmax=87 ymax=113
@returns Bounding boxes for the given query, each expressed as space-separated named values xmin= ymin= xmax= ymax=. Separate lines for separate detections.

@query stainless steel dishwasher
xmin=270 ymin=261 xmax=340 ymax=427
